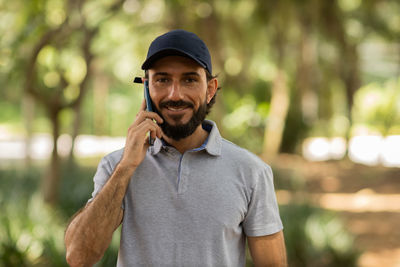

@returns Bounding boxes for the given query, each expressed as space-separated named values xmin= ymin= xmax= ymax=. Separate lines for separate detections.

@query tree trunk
xmin=43 ymin=110 xmax=61 ymax=205
xmin=297 ymin=22 xmax=318 ymax=125
xmin=22 ymin=94 xmax=35 ymax=167
xmin=195 ymin=7 xmax=225 ymax=128
xmin=262 ymin=70 xmax=290 ymax=162
xmin=93 ymin=74 xmax=109 ymax=135
xmin=262 ymin=18 xmax=290 ymax=162
xmin=320 ymin=0 xmax=360 ymax=142
xmin=341 ymin=43 xmax=360 ymax=125
xmin=68 ymin=103 xmax=82 ymax=164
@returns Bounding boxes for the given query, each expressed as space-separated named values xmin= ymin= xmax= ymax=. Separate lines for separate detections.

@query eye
xmin=184 ymin=77 xmax=198 ymax=83
xmin=156 ymin=77 xmax=170 ymax=83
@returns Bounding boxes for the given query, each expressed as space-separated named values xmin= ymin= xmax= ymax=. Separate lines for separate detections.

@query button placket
xmin=177 ymin=153 xmax=185 ymax=194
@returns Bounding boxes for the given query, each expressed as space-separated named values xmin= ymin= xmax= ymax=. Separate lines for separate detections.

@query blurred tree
xmin=318 ymin=1 xmax=360 ymax=134
xmin=19 ymin=0 xmax=124 ymax=204
xmin=352 ymin=78 xmax=400 ymax=135
xmin=1 ymin=0 xmax=400 ymax=206
xmin=252 ymin=0 xmax=311 ymax=159
xmin=259 ymin=0 xmax=291 ymax=161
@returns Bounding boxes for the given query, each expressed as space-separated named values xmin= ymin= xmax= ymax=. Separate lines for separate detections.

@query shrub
xmin=280 ymin=204 xmax=359 ymax=267
xmin=0 ymin=164 xmax=359 ymax=266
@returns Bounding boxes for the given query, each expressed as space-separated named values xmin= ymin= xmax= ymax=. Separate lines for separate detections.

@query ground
xmin=270 ymin=154 xmax=400 ymax=267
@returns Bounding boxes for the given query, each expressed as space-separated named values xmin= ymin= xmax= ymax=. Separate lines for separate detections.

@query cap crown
xmin=141 ymin=29 xmax=212 ymax=74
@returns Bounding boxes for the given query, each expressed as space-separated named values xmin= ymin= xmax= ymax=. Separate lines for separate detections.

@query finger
xmin=140 ymin=99 xmax=146 ymax=111
xmin=149 ymin=125 xmax=163 ymax=143
xmin=127 ymin=116 xmax=162 ymax=145
xmin=145 ymin=120 xmax=163 ymax=140
xmin=136 ymin=110 xmax=164 ymax=124
xmin=156 ymin=125 xmax=163 ymax=139
xmin=143 ymin=139 xmax=150 ymax=150
xmin=132 ymin=110 xmax=163 ymax=125
xmin=148 ymin=112 xmax=164 ymax=124
xmin=150 ymin=127 xmax=157 ymax=141
xmin=136 ymin=119 xmax=161 ymax=137
xmin=125 ymin=123 xmax=154 ymax=150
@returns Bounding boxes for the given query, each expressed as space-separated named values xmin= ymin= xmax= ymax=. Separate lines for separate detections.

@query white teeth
xmin=167 ymin=107 xmax=186 ymax=111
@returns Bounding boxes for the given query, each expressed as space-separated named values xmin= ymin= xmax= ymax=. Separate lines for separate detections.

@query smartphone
xmin=134 ymin=77 xmax=154 ymax=145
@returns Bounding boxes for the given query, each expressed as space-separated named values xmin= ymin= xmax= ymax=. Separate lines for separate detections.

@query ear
xmin=206 ymin=78 xmax=218 ymax=104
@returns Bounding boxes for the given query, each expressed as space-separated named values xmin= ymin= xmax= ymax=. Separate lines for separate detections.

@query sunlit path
xmin=277 ymin=190 xmax=400 ymax=212
xmin=272 ymin=155 xmax=400 ymax=267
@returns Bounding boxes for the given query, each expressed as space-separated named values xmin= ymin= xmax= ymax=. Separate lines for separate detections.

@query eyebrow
xmin=182 ymin=72 xmax=201 ymax=77
xmin=152 ymin=72 xmax=169 ymax=77
xmin=152 ymin=71 xmax=201 ymax=77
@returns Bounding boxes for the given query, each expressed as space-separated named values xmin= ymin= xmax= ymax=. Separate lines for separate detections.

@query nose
xmin=167 ymin=80 xmax=183 ymax=101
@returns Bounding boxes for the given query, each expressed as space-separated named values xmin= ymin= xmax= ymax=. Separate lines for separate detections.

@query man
xmin=65 ymin=29 xmax=287 ymax=267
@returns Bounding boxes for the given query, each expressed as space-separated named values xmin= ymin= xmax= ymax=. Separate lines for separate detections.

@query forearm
xmin=65 ymin=103 xmax=163 ymax=266
xmin=65 ymin=163 xmax=135 ymax=267
xmin=248 ymin=231 xmax=287 ymax=267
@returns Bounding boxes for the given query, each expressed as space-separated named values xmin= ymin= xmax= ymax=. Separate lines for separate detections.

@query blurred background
xmin=0 ymin=0 xmax=399 ymax=266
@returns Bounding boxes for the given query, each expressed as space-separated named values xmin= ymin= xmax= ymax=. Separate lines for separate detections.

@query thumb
xmin=143 ymin=138 xmax=151 ymax=151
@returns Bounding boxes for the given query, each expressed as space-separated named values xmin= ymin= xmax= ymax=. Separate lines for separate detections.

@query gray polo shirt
xmin=90 ymin=120 xmax=283 ymax=267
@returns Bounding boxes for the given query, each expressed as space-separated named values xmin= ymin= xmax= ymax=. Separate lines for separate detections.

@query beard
xmin=153 ymin=99 xmax=208 ymax=141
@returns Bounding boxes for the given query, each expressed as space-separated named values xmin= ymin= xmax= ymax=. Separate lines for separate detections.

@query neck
xmin=163 ymin=124 xmax=208 ymax=154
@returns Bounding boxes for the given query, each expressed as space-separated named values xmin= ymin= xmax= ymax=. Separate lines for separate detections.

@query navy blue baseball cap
xmin=141 ymin=29 xmax=212 ymax=74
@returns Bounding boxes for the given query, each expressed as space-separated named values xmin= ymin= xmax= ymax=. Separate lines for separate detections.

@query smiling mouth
xmin=166 ymin=106 xmax=190 ymax=111
xmin=162 ymin=103 xmax=193 ymax=122
xmin=160 ymin=100 xmax=194 ymax=113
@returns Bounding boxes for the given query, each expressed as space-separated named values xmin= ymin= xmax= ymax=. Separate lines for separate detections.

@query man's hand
xmin=119 ymin=100 xmax=163 ymax=169
xmin=65 ymin=100 xmax=163 ymax=266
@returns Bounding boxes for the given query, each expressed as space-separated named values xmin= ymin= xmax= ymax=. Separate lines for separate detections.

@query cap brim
xmin=141 ymin=48 xmax=207 ymax=70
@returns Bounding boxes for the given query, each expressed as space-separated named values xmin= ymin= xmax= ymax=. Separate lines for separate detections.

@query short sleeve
xmin=243 ymin=165 xmax=283 ymax=236
xmin=87 ymin=156 xmax=114 ymax=204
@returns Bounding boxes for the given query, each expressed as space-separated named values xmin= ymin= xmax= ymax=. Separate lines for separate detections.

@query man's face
xmin=148 ymin=56 xmax=216 ymax=140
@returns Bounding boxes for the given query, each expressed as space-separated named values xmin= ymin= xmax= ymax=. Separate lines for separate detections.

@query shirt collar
xmin=149 ymin=120 xmax=222 ymax=156
xmin=202 ymin=120 xmax=222 ymax=156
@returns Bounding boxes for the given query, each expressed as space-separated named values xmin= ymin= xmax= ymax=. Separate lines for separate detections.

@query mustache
xmin=159 ymin=100 xmax=194 ymax=109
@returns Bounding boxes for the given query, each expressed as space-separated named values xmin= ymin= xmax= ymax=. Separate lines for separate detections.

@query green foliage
xmin=280 ymin=204 xmax=359 ymax=267
xmin=0 ymin=167 xmax=67 ymax=266
xmin=281 ymin=99 xmax=309 ymax=153
xmin=273 ymin=166 xmax=306 ymax=192
xmin=352 ymin=78 xmax=400 ymax=135
xmin=0 ymin=194 xmax=68 ymax=267
xmin=0 ymin=163 xmax=119 ymax=267
xmin=0 ymin=101 xmax=21 ymax=124
xmin=58 ymin=162 xmax=97 ymax=217
xmin=0 ymin=0 xmax=392 ymax=265
xmin=270 ymin=165 xmax=360 ymax=266
xmin=222 ymin=93 xmax=270 ymax=154
xmin=1 ymin=0 xmax=400 ymax=155
xmin=1 ymin=162 xmax=359 ymax=267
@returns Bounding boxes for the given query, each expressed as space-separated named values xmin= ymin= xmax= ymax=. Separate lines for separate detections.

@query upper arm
xmin=247 ymin=230 xmax=287 ymax=267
